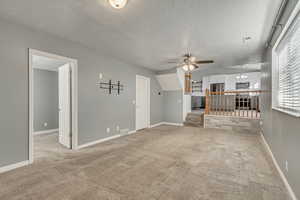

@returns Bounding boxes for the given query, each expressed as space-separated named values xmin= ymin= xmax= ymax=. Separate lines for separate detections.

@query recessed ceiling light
xmin=109 ymin=0 xmax=127 ymax=9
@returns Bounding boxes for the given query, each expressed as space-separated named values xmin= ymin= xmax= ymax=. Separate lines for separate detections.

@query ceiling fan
xmin=167 ymin=53 xmax=214 ymax=72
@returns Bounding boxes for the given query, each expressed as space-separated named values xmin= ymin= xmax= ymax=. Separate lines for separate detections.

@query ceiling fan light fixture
xmin=108 ymin=0 xmax=127 ymax=9
xmin=183 ymin=65 xmax=189 ymax=71
xmin=190 ymin=56 xmax=196 ymax=62
xmin=188 ymin=64 xmax=195 ymax=71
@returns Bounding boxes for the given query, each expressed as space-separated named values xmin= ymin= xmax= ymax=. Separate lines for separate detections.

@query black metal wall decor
xmin=97 ymin=80 xmax=124 ymax=95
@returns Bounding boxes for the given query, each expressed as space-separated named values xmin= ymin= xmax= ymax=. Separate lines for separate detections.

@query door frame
xmin=29 ymin=49 xmax=78 ymax=164
xmin=135 ymin=75 xmax=150 ymax=131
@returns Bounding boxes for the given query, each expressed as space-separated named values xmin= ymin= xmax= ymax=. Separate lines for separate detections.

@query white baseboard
xmin=128 ymin=130 xmax=137 ymax=134
xmin=260 ymin=133 xmax=298 ymax=200
xmin=77 ymin=134 xmax=121 ymax=149
xmin=0 ymin=160 xmax=30 ymax=174
xmin=77 ymin=122 xmax=183 ymax=150
xmin=150 ymin=122 xmax=164 ymax=128
xmin=78 ymin=129 xmax=138 ymax=149
xmin=150 ymin=122 xmax=183 ymax=128
xmin=162 ymin=122 xmax=184 ymax=126
xmin=34 ymin=128 xmax=59 ymax=135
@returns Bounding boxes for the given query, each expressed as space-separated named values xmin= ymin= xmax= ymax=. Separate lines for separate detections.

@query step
xmin=186 ymin=113 xmax=203 ymax=117
xmin=184 ymin=121 xmax=203 ymax=127
xmin=186 ymin=118 xmax=202 ymax=124
xmin=185 ymin=118 xmax=203 ymax=124
xmin=187 ymin=112 xmax=204 ymax=117
xmin=185 ymin=114 xmax=204 ymax=122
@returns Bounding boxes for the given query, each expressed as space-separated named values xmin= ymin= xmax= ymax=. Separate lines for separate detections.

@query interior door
xmin=136 ymin=75 xmax=149 ymax=130
xmin=58 ymin=63 xmax=71 ymax=148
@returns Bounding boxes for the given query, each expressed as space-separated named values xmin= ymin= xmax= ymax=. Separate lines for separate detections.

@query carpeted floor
xmin=0 ymin=125 xmax=290 ymax=200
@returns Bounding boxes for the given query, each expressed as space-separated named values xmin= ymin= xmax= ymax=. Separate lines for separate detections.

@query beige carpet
xmin=0 ymin=125 xmax=290 ymax=200
xmin=33 ymin=132 xmax=71 ymax=162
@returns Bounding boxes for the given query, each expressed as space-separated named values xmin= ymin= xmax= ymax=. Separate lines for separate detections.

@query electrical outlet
xmin=44 ymin=122 xmax=48 ymax=127
xmin=116 ymin=126 xmax=120 ymax=132
xmin=285 ymin=161 xmax=289 ymax=172
xmin=106 ymin=128 xmax=110 ymax=133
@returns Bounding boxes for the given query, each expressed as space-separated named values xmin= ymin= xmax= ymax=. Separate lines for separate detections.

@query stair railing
xmin=204 ymin=89 xmax=263 ymax=119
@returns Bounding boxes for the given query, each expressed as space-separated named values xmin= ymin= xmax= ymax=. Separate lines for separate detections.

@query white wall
xmin=0 ymin=18 xmax=164 ymax=167
xmin=155 ymin=68 xmax=190 ymax=122
xmin=182 ymin=93 xmax=191 ymax=121
xmin=33 ymin=69 xmax=59 ymax=132
xmin=156 ymin=73 xmax=181 ymax=91
xmin=176 ymin=68 xmax=191 ymax=120
xmin=193 ymin=72 xmax=261 ymax=96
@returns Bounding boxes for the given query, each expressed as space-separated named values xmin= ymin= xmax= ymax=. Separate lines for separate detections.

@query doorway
xmin=135 ymin=75 xmax=150 ymax=131
xmin=29 ymin=49 xmax=78 ymax=163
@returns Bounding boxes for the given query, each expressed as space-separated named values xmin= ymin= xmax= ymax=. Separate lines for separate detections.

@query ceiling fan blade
xmin=190 ymin=64 xmax=200 ymax=71
xmin=158 ymin=60 xmax=181 ymax=66
xmin=166 ymin=57 xmax=180 ymax=61
xmin=167 ymin=61 xmax=180 ymax=64
xmin=195 ymin=60 xmax=214 ymax=64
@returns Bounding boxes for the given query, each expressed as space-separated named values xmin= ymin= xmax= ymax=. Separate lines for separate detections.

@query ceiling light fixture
xmin=183 ymin=65 xmax=189 ymax=71
xmin=236 ymin=74 xmax=248 ymax=80
xmin=189 ymin=64 xmax=195 ymax=71
xmin=108 ymin=0 xmax=127 ymax=9
xmin=183 ymin=64 xmax=195 ymax=71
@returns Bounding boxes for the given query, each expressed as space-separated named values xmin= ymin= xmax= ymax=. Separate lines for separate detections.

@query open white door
xmin=58 ymin=64 xmax=71 ymax=148
xmin=136 ymin=75 xmax=150 ymax=131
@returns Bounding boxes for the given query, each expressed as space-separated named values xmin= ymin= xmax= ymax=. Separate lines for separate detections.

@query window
xmin=236 ymin=82 xmax=250 ymax=90
xmin=192 ymin=80 xmax=203 ymax=93
xmin=210 ymin=83 xmax=224 ymax=92
xmin=272 ymin=10 xmax=300 ymax=117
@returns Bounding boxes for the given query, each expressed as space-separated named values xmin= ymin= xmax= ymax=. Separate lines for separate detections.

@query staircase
xmin=184 ymin=112 xmax=204 ymax=127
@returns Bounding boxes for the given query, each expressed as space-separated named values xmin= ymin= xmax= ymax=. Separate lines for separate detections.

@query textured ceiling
xmin=0 ymin=0 xmax=281 ymax=72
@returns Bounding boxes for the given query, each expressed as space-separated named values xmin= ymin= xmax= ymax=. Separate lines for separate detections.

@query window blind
xmin=276 ymin=13 xmax=300 ymax=113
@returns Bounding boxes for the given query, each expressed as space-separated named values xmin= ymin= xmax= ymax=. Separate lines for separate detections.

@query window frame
xmin=236 ymin=82 xmax=250 ymax=90
xmin=272 ymin=1 xmax=300 ymax=117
